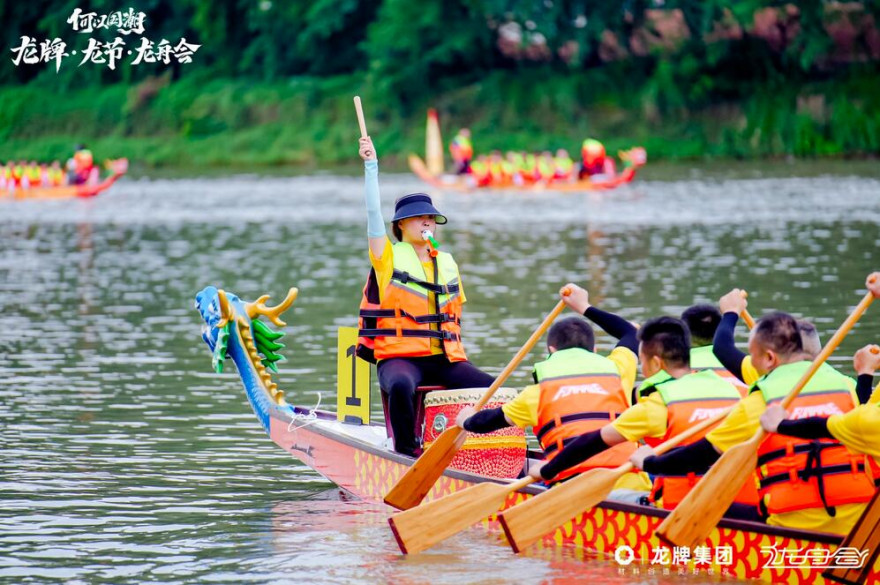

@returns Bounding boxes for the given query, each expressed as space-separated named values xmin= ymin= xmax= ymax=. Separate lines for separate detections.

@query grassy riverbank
xmin=2 ymin=69 xmax=879 ymax=172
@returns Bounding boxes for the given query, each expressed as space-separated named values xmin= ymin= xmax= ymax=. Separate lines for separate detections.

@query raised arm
xmin=359 ymin=136 xmax=387 ymax=259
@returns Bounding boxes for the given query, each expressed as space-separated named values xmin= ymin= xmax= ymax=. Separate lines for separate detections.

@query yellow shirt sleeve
xmin=369 ymin=238 xmax=394 ymax=302
xmin=501 ymin=384 xmax=539 ymax=429
xmin=869 ymin=382 xmax=880 ymax=405
xmin=607 ymin=346 xmax=638 ymax=406
xmin=741 ymin=356 xmax=760 ymax=386
xmin=827 ymin=404 xmax=880 ymax=460
xmin=611 ymin=392 xmax=669 ymax=442
xmin=706 ymin=392 xmax=767 ymax=452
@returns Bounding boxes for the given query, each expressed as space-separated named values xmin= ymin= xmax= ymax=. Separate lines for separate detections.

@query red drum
xmin=422 ymin=387 xmax=527 ymax=478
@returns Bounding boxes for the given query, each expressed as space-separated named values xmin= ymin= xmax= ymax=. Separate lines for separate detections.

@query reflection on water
xmin=0 ymin=170 xmax=878 ymax=583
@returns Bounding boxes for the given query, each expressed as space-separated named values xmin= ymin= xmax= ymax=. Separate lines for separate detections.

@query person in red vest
xmin=68 ymin=145 xmax=98 ymax=186
xmin=578 ymin=139 xmax=616 ymax=180
xmin=449 ymin=129 xmax=473 ymax=175
xmin=356 ymin=134 xmax=493 ymax=456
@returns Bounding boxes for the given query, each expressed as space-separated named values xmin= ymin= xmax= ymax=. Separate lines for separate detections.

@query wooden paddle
xmin=655 ymin=285 xmax=876 ymax=550
xmin=389 ymin=475 xmax=535 ymax=554
xmin=354 ymin=96 xmax=368 ymax=139
xmin=497 ymin=404 xmax=734 ymax=553
xmin=383 ymin=290 xmax=571 ymax=510
xmin=741 ymin=308 xmax=756 ymax=330
xmin=823 ymin=487 xmax=880 ymax=585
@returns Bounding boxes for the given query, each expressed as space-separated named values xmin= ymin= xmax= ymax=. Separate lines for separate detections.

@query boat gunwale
xmin=270 ymin=402 xmax=845 ymax=547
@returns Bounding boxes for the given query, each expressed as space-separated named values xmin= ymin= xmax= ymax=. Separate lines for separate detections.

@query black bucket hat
xmin=391 ymin=193 xmax=447 ymax=224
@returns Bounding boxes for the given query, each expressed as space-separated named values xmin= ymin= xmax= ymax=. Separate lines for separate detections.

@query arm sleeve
xmin=777 ymin=417 xmax=834 ymax=440
xmin=712 ymin=312 xmax=747 ymax=383
xmin=642 ymin=438 xmax=720 ymax=476
xmin=539 ymin=430 xmax=608 ymax=480
xmin=463 ymin=407 xmax=510 ymax=433
xmin=584 ymin=306 xmax=638 ymax=353
xmin=364 ymin=160 xmax=385 ymax=238
xmin=856 ymin=374 xmax=874 ymax=405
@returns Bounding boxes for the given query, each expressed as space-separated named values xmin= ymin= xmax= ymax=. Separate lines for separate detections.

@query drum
xmin=422 ymin=387 xmax=527 ymax=478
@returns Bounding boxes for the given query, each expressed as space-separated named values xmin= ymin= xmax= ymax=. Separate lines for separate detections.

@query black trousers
xmin=378 ymin=355 xmax=494 ymax=456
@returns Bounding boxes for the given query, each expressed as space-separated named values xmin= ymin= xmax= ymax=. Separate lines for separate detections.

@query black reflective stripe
xmin=535 ymin=412 xmax=617 ymax=443
xmin=391 ymin=269 xmax=460 ymax=296
xmin=357 ymin=308 xmax=460 ymax=325
xmin=759 ymin=463 xmax=867 ymax=488
xmin=357 ymin=328 xmax=461 ymax=341
xmin=757 ymin=441 xmax=839 ymax=467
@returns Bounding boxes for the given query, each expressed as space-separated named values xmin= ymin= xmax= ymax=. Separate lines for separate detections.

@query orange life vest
xmin=643 ymin=370 xmax=760 ymax=509
xmin=534 ymin=348 xmax=635 ymax=482
xmin=450 ymin=134 xmax=473 ymax=162
xmin=356 ymin=242 xmax=466 ymax=363
xmin=756 ymin=361 xmax=876 ymax=516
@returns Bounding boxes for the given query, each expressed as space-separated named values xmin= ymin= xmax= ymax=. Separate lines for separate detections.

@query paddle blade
xmin=384 ymin=427 xmax=465 ymax=510
xmin=389 ymin=481 xmax=514 ymax=554
xmin=823 ymin=488 xmax=880 ymax=585
xmin=499 ymin=467 xmax=620 ymax=553
xmin=656 ymin=440 xmax=759 ymax=550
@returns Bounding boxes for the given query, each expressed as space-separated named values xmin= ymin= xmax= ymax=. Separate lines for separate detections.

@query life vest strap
xmin=542 ymin=436 xmax=579 ymax=456
xmin=757 ymin=440 xmax=839 ymax=467
xmin=536 ymin=412 xmax=620 ymax=443
xmin=357 ymin=328 xmax=461 ymax=342
xmin=759 ymin=463 xmax=867 ymax=488
xmin=358 ymin=308 xmax=460 ymax=325
xmin=391 ymin=269 xmax=460 ymax=296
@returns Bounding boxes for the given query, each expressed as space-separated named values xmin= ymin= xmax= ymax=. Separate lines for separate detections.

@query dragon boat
xmin=0 ymin=159 xmax=128 ymax=201
xmin=194 ymin=286 xmax=880 ymax=584
xmin=408 ymin=110 xmax=646 ymax=193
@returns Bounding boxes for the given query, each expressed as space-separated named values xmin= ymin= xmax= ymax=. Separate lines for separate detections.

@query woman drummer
xmin=356 ymin=136 xmax=494 ymax=456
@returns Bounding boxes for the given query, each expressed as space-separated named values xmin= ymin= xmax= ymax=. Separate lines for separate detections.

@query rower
xmin=553 ymin=149 xmax=574 ymax=181
xmin=455 ymin=284 xmax=650 ymax=500
xmin=578 ymin=139 xmax=616 ymax=180
xmin=682 ymin=304 xmax=748 ymax=395
xmin=528 ymin=316 xmax=758 ymax=517
xmin=355 ymin=134 xmax=493 ymax=457
xmin=632 ymin=310 xmax=875 ymax=534
xmin=449 ymin=128 xmax=473 ymax=175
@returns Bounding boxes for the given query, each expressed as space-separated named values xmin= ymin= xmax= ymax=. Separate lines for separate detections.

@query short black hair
xmin=547 ymin=317 xmax=595 ymax=352
xmin=681 ymin=304 xmax=722 ymax=347
xmin=638 ymin=316 xmax=691 ymax=368
xmin=753 ymin=312 xmax=803 ymax=358
xmin=392 ymin=221 xmax=402 ymax=242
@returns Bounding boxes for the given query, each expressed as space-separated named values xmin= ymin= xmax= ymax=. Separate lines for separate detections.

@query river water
xmin=1 ymin=167 xmax=878 ymax=584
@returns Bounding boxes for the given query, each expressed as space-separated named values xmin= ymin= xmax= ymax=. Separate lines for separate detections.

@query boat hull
xmin=1 ymin=162 xmax=127 ymax=201
xmin=408 ymin=154 xmax=640 ymax=193
xmin=267 ymin=405 xmax=878 ymax=584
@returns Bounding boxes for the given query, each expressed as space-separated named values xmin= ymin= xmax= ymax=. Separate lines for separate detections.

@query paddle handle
xmin=740 ymin=290 xmax=756 ymax=330
xmin=741 ymin=309 xmax=756 ymax=330
xmin=354 ymin=96 xmax=368 ymax=138
xmin=779 ymin=291 xmax=874 ymax=411
xmin=473 ymin=290 xmax=570 ymax=411
xmin=507 ymin=476 xmax=537 ymax=493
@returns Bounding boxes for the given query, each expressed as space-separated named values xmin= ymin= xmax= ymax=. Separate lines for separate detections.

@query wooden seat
xmin=380 ymin=385 xmax=445 ymax=444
